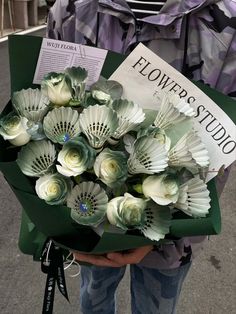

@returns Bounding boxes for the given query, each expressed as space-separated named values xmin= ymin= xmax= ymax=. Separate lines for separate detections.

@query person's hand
xmin=73 ymin=245 xmax=153 ymax=267
xmin=106 ymin=245 xmax=153 ymax=265
xmin=73 ymin=251 xmax=124 ymax=267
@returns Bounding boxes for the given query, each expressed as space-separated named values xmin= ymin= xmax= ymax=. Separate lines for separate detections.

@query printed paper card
xmin=33 ymin=38 xmax=108 ymax=87
xmin=110 ymin=43 xmax=236 ymax=182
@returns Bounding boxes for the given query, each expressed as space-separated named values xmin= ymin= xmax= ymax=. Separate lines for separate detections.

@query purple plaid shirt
xmin=47 ymin=0 xmax=236 ymax=269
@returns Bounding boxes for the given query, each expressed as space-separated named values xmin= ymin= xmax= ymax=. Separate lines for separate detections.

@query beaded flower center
xmin=79 ymin=200 xmax=92 ymax=213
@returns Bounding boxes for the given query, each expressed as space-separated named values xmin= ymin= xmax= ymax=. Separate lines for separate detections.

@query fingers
xmin=107 ymin=245 xmax=153 ymax=265
xmin=73 ymin=252 xmax=124 ymax=267
xmin=73 ymin=245 xmax=153 ymax=267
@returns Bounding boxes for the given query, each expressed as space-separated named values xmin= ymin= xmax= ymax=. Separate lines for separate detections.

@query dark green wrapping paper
xmin=1 ymin=34 xmax=234 ymax=259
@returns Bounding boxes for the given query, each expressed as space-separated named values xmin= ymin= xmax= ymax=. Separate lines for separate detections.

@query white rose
xmin=41 ymin=73 xmax=72 ymax=106
xmin=142 ymin=174 xmax=179 ymax=205
xmin=92 ymin=90 xmax=111 ymax=104
xmin=0 ymin=113 xmax=30 ymax=146
xmin=107 ymin=193 xmax=147 ymax=229
xmin=56 ymin=137 xmax=95 ymax=177
xmin=35 ymin=173 xmax=71 ymax=205
xmin=94 ymin=148 xmax=127 ymax=187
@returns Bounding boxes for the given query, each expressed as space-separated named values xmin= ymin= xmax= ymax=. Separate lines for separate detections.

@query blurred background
xmin=0 ymin=28 xmax=235 ymax=314
xmin=0 ymin=0 xmax=48 ymax=40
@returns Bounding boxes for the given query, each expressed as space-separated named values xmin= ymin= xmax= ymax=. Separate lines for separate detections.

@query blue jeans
xmin=80 ymin=263 xmax=191 ymax=314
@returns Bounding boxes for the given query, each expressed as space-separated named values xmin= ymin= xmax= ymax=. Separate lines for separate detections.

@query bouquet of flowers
xmin=0 ymin=65 xmax=212 ymax=247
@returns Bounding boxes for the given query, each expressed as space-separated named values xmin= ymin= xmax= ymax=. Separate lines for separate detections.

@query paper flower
xmin=107 ymin=193 xmax=147 ymax=230
xmin=107 ymin=193 xmax=171 ymax=241
xmin=94 ymin=148 xmax=128 ymax=188
xmin=67 ymin=181 xmax=108 ymax=226
xmin=0 ymin=111 xmax=30 ymax=146
xmin=138 ymin=126 xmax=171 ymax=151
xmin=142 ymin=174 xmax=179 ymax=205
xmin=90 ymin=78 xmax=123 ymax=105
xmin=56 ymin=137 xmax=96 ymax=177
xmin=92 ymin=90 xmax=112 ymax=105
xmin=35 ymin=173 xmax=72 ymax=205
xmin=41 ymin=72 xmax=72 ymax=106
xmin=65 ymin=66 xmax=87 ymax=105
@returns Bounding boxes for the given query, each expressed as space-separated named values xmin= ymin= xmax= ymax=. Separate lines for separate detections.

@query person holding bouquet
xmin=46 ymin=1 xmax=236 ymax=313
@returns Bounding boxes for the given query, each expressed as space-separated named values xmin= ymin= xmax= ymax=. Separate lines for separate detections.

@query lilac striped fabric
xmin=126 ymin=0 xmax=167 ymax=19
